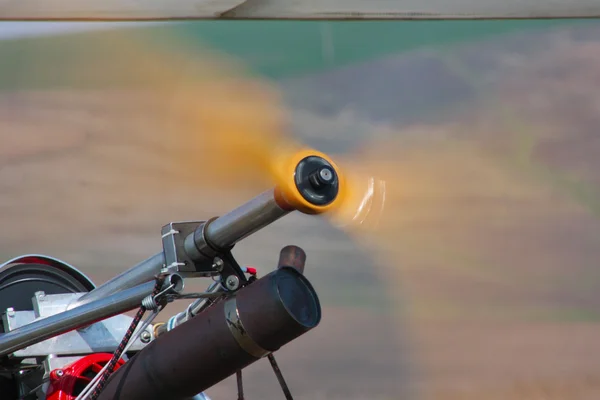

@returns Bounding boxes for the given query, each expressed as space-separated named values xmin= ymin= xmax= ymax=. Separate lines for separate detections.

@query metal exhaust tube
xmin=96 ymin=267 xmax=321 ymax=400
xmin=77 ymin=149 xmax=343 ymax=307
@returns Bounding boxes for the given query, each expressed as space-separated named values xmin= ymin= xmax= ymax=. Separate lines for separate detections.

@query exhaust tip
xmin=275 ymin=266 xmax=321 ymax=329
xmin=273 ymin=148 xmax=344 ymax=215
xmin=294 ymin=156 xmax=339 ymax=207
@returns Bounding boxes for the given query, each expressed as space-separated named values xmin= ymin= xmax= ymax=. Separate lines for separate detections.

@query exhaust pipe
xmin=96 ymin=266 xmax=321 ymax=400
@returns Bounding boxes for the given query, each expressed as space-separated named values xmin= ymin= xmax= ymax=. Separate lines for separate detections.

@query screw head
xmin=55 ymin=370 xmax=64 ymax=377
xmin=225 ymin=275 xmax=240 ymax=291
xmin=140 ymin=331 xmax=152 ymax=343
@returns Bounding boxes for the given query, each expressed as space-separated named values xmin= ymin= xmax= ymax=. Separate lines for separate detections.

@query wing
xmin=0 ymin=0 xmax=598 ymax=20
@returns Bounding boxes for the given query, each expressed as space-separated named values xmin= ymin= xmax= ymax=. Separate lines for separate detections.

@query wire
xmin=75 ymin=308 xmax=162 ymax=400
xmin=76 ymin=278 xmax=163 ymax=400
xmin=268 ymin=354 xmax=294 ymax=400
xmin=17 ymin=376 xmax=50 ymax=400
xmin=75 ymin=310 xmax=160 ymax=400
xmin=236 ymin=370 xmax=244 ymax=400
xmin=87 ymin=278 xmax=163 ymax=399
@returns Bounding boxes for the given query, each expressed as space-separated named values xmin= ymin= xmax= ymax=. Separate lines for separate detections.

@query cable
xmin=236 ymin=370 xmax=244 ymax=400
xmin=75 ymin=308 xmax=162 ymax=400
xmin=85 ymin=278 xmax=163 ymax=400
xmin=75 ymin=311 xmax=158 ymax=399
xmin=17 ymin=376 xmax=50 ymax=400
xmin=268 ymin=354 xmax=294 ymax=400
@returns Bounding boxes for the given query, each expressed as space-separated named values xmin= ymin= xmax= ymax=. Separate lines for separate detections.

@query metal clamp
xmin=161 ymin=221 xmax=216 ymax=275
xmin=224 ymin=297 xmax=270 ymax=359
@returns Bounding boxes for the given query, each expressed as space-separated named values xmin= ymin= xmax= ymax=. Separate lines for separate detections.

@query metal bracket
xmin=2 ymin=292 xmax=153 ymax=358
xmin=160 ymin=222 xmax=251 ymax=290
xmin=161 ymin=221 xmax=215 ymax=275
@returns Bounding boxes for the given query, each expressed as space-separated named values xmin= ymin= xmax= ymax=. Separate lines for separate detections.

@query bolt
xmin=55 ymin=370 xmax=64 ymax=377
xmin=225 ymin=275 xmax=240 ymax=291
xmin=319 ymin=167 xmax=333 ymax=182
xmin=6 ymin=308 xmax=15 ymax=318
xmin=140 ymin=330 xmax=152 ymax=343
xmin=212 ymin=257 xmax=224 ymax=272
xmin=308 ymin=166 xmax=335 ymax=189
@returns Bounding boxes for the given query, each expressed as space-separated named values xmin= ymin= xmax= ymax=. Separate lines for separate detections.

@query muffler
xmin=96 ymin=266 xmax=321 ymax=400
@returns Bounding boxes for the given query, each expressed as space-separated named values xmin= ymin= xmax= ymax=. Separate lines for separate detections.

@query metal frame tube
xmin=74 ymin=189 xmax=289 ymax=308
xmin=72 ymin=253 xmax=164 ymax=308
xmin=203 ymin=189 xmax=289 ymax=250
xmin=0 ymin=281 xmax=155 ymax=357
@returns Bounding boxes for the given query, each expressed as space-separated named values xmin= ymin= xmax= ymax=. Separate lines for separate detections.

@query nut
xmin=225 ymin=275 xmax=240 ymax=291
xmin=212 ymin=257 xmax=224 ymax=272
xmin=140 ymin=330 xmax=152 ymax=343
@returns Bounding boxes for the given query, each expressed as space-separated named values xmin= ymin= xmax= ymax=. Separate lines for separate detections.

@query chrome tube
xmin=72 ymin=253 xmax=164 ymax=308
xmin=204 ymin=190 xmax=289 ymax=250
xmin=76 ymin=190 xmax=288 ymax=307
xmin=0 ymin=281 xmax=155 ymax=357
xmin=156 ymin=281 xmax=222 ymax=337
xmin=187 ymin=282 xmax=222 ymax=316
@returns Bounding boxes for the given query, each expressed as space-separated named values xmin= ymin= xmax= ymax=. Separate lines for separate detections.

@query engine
xmin=0 ymin=150 xmax=341 ymax=400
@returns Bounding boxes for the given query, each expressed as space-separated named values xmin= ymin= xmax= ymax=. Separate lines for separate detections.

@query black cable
xmin=236 ymin=370 xmax=244 ymax=400
xmin=267 ymin=354 xmax=293 ymax=400
xmin=88 ymin=278 xmax=163 ymax=400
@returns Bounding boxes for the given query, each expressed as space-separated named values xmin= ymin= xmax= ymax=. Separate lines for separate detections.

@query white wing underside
xmin=0 ymin=0 xmax=598 ymax=20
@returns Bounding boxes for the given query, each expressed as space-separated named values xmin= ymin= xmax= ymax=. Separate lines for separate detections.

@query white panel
xmin=0 ymin=0 xmax=598 ymax=20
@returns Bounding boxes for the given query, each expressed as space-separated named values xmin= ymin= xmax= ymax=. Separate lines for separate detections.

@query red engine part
xmin=45 ymin=353 xmax=125 ymax=400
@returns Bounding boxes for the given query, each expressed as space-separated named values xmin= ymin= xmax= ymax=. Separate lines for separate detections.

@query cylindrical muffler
xmin=96 ymin=267 xmax=321 ymax=400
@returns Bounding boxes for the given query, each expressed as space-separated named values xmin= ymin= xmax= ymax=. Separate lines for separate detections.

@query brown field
xmin=3 ymin=24 xmax=600 ymax=399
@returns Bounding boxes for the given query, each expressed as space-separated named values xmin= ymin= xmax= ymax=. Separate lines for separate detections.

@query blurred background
xmin=2 ymin=19 xmax=600 ymax=400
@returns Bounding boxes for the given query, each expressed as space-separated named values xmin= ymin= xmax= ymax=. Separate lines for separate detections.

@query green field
xmin=0 ymin=19 xmax=589 ymax=90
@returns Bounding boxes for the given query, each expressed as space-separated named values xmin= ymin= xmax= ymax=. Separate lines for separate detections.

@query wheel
xmin=0 ymin=261 xmax=94 ymax=331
